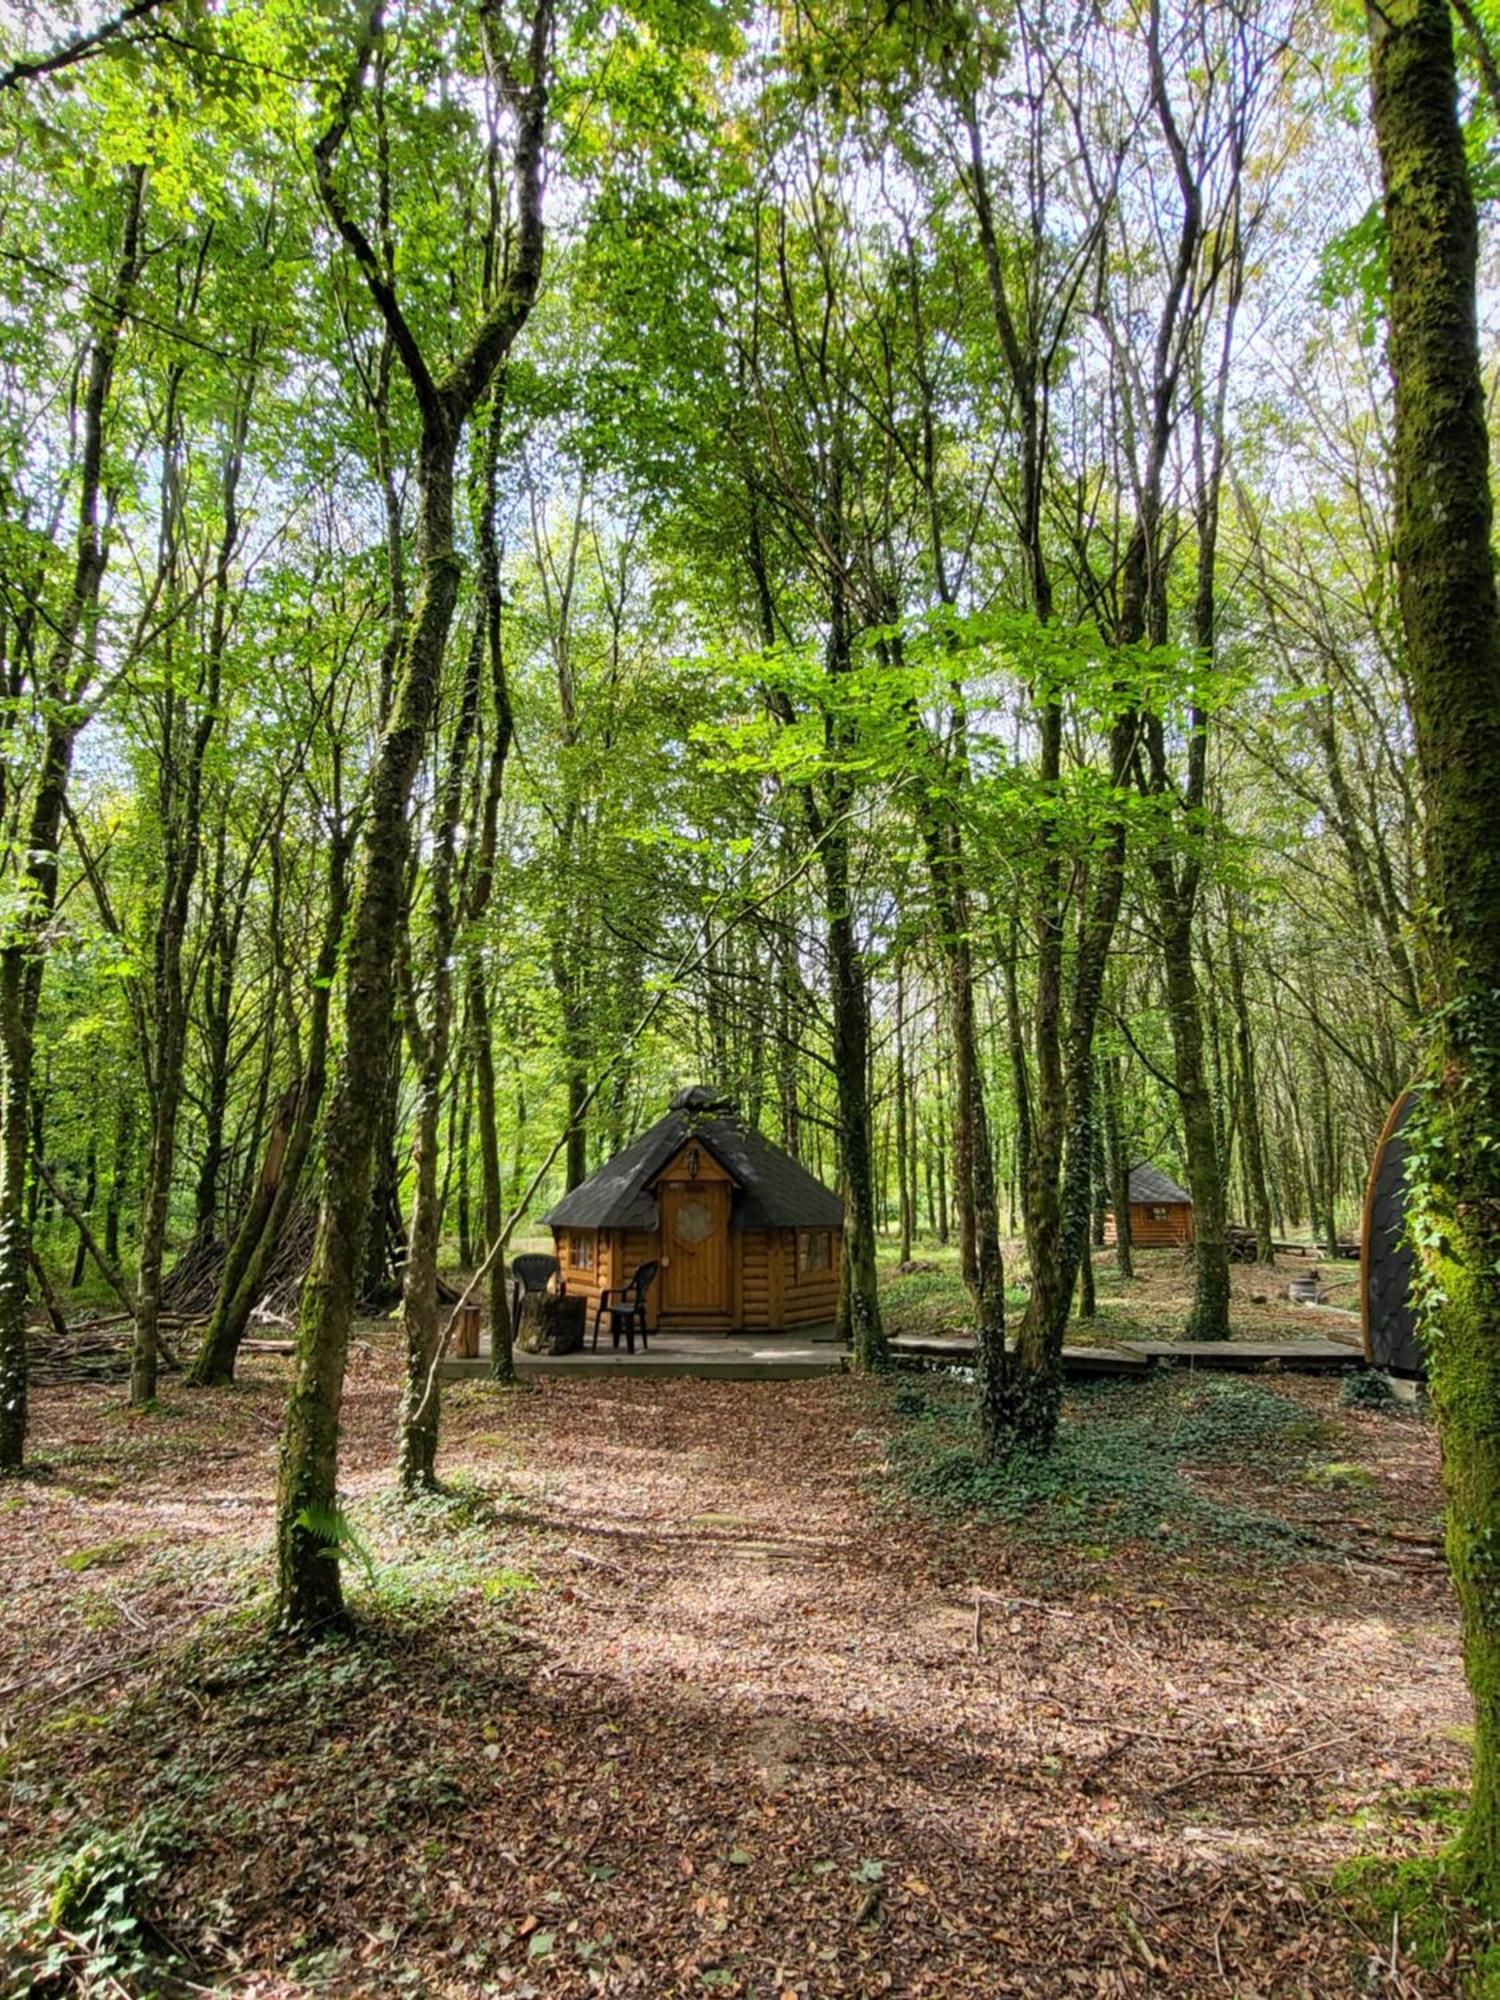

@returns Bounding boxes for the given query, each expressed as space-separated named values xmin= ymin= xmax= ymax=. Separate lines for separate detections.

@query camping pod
xmin=541 ymin=1087 xmax=843 ymax=1335
xmin=1362 ymin=1091 xmax=1424 ymax=1378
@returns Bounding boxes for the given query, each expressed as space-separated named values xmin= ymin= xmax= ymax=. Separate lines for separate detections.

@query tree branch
xmin=311 ymin=0 xmax=443 ymax=431
xmin=0 ymin=0 xmax=170 ymax=93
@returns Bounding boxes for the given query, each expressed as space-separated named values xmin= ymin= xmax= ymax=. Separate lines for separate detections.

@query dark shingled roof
xmin=542 ymin=1086 xmax=844 ymax=1233
xmin=1127 ymin=1161 xmax=1192 ymax=1206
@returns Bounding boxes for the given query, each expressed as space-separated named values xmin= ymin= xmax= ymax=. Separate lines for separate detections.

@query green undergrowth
xmin=2 ymin=1543 xmax=547 ymax=1992
xmin=883 ymin=1373 xmax=1338 ymax=1561
xmin=348 ymin=1471 xmax=531 ymax=1620
xmin=0 ymin=1811 xmax=188 ymax=1997
xmin=1333 ymin=1849 xmax=1500 ymax=1993
xmin=1341 ymin=1367 xmax=1426 ymax=1414
xmin=880 ymin=1253 xmax=1029 ymax=1341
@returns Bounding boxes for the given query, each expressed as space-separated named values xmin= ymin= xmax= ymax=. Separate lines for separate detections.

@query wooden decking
xmin=889 ymin=1336 xmax=1149 ymax=1377
xmin=439 ymin=1325 xmax=1367 ymax=1385
xmin=890 ymin=1332 xmax=1362 ymax=1374
xmin=1117 ymin=1336 xmax=1360 ymax=1371
xmin=440 ymin=1328 xmax=847 ymax=1383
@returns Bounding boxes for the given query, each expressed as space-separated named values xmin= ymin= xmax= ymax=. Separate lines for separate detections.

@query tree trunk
xmin=277 ymin=435 xmax=463 ymax=1625
xmin=0 ymin=167 xmax=143 ymax=1473
xmin=823 ymin=804 xmax=885 ymax=1370
xmin=132 ymin=342 xmax=255 ymax=1404
xmin=358 ymin=1023 xmax=406 ymax=1307
xmin=398 ymin=586 xmax=485 ymax=1490
xmin=1104 ymin=1063 xmax=1133 ymax=1286
xmin=1009 ymin=814 xmax=1129 ymax=1449
xmin=894 ymin=962 xmax=912 ymax=1264
xmin=190 ymin=806 xmax=237 ymax=1249
xmin=465 ymin=391 xmax=517 ymax=1385
xmin=455 ymin=1064 xmax=473 ymax=1270
xmin=187 ymin=822 xmax=351 ymax=1386
xmin=1225 ymin=907 xmax=1275 ymax=1260
xmin=1369 ymin=0 xmax=1500 ymax=1901
xmin=1156 ymin=888 xmax=1231 ymax=1337
xmin=274 ymin=0 xmax=550 ymax=1625
xmin=70 ymin=1132 xmax=98 ymax=1289
xmin=105 ymin=1090 xmax=133 ymax=1268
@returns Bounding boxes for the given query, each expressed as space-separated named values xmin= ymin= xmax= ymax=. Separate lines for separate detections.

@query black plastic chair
xmin=511 ymin=1252 xmax=560 ymax=1294
xmin=591 ymin=1261 xmax=660 ymax=1355
xmin=509 ymin=1253 xmax=560 ymax=1342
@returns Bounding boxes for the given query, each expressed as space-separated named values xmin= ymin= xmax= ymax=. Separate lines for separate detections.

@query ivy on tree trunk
xmin=1368 ymin=0 xmax=1500 ymax=1903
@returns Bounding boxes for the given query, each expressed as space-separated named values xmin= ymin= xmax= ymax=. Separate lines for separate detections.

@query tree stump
xmin=452 ymin=1300 xmax=482 ymax=1359
xmin=516 ymin=1291 xmax=586 ymax=1356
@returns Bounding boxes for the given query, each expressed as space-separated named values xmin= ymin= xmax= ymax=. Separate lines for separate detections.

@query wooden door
xmin=660 ymin=1181 xmax=731 ymax=1315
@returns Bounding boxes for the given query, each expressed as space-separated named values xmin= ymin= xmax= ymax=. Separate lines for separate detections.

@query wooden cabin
xmin=541 ymin=1087 xmax=843 ymax=1335
xmin=1104 ymin=1162 xmax=1195 ymax=1248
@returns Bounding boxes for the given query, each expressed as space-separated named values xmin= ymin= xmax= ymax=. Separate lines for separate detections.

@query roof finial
xmin=670 ymin=1083 xmax=734 ymax=1114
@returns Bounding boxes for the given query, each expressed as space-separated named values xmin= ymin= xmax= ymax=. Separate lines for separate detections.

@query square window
xmin=570 ymin=1233 xmax=594 ymax=1272
xmin=797 ymin=1229 xmax=832 ymax=1277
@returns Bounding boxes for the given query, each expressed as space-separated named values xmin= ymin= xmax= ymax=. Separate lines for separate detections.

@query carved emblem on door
xmin=673 ymin=1198 xmax=714 ymax=1245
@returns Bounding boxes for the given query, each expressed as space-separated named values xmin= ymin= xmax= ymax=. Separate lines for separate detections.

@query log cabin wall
xmin=558 ymin=1227 xmax=607 ymax=1325
xmin=1103 ymin=1203 xmax=1194 ymax=1248
xmin=739 ymin=1230 xmax=775 ymax=1329
xmin=553 ymin=1222 xmax=840 ymax=1331
xmin=782 ymin=1226 xmax=841 ymax=1327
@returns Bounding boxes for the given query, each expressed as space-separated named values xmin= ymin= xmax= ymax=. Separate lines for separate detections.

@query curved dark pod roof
xmin=542 ymin=1085 xmax=844 ymax=1233
xmin=1362 ymin=1091 xmax=1424 ymax=1377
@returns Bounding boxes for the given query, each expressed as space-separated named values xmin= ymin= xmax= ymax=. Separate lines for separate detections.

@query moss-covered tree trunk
xmin=397 ymin=587 xmax=484 ymax=1490
xmin=273 ymin=0 xmax=550 ymax=1628
xmin=466 ymin=395 xmax=517 ymax=1386
xmin=276 ymin=439 xmax=463 ymax=1626
xmin=1368 ymin=0 xmax=1500 ymax=1901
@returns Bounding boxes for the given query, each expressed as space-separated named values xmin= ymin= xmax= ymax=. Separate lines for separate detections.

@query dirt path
xmin=439 ymin=1373 xmax=1465 ymax=1997
xmin=1 ymin=1352 xmax=1471 ymax=1996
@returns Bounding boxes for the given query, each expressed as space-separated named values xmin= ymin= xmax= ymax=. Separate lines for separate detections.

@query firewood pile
xmin=27 ymin=1312 xmax=181 ymax=1385
xmin=28 ymin=1205 xmax=321 ymax=1385
xmin=160 ymin=1202 xmax=317 ymax=1322
xmin=1226 ymin=1225 xmax=1261 ymax=1264
xmin=157 ymin=1231 xmax=227 ymax=1315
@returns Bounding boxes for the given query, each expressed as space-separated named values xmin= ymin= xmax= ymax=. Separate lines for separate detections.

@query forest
xmin=2 ymin=0 xmax=1500 ymax=1993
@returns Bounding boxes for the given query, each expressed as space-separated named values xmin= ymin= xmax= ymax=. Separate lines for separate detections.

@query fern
xmin=293 ymin=1501 xmax=378 ymax=1584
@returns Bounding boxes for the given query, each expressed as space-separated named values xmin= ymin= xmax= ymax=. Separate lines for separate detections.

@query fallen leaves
xmin=0 ymin=1341 xmax=1473 ymax=1995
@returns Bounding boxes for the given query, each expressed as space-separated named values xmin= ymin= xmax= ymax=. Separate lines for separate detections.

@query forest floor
xmin=0 ymin=1251 xmax=1482 ymax=1998
xmin=881 ymin=1240 xmax=1366 ymax=1351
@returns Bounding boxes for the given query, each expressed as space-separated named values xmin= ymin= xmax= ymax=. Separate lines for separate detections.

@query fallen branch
xmin=35 ymin=1158 xmax=134 ymax=1312
xmin=1155 ymin=1729 xmax=1354 ymax=1796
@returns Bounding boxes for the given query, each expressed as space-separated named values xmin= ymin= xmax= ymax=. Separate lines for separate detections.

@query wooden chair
xmin=592 ymin=1261 xmax=660 ymax=1355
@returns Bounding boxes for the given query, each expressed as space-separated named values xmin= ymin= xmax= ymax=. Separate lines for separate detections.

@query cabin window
xmin=1149 ymin=1206 xmax=1169 ymax=1222
xmin=797 ymin=1229 xmax=832 ymax=1277
xmin=570 ymin=1233 xmax=594 ymax=1271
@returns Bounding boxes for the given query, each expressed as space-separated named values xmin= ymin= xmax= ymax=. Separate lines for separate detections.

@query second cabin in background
xmin=542 ymin=1087 xmax=843 ymax=1335
xmin=1105 ymin=1162 xmax=1196 ymax=1249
